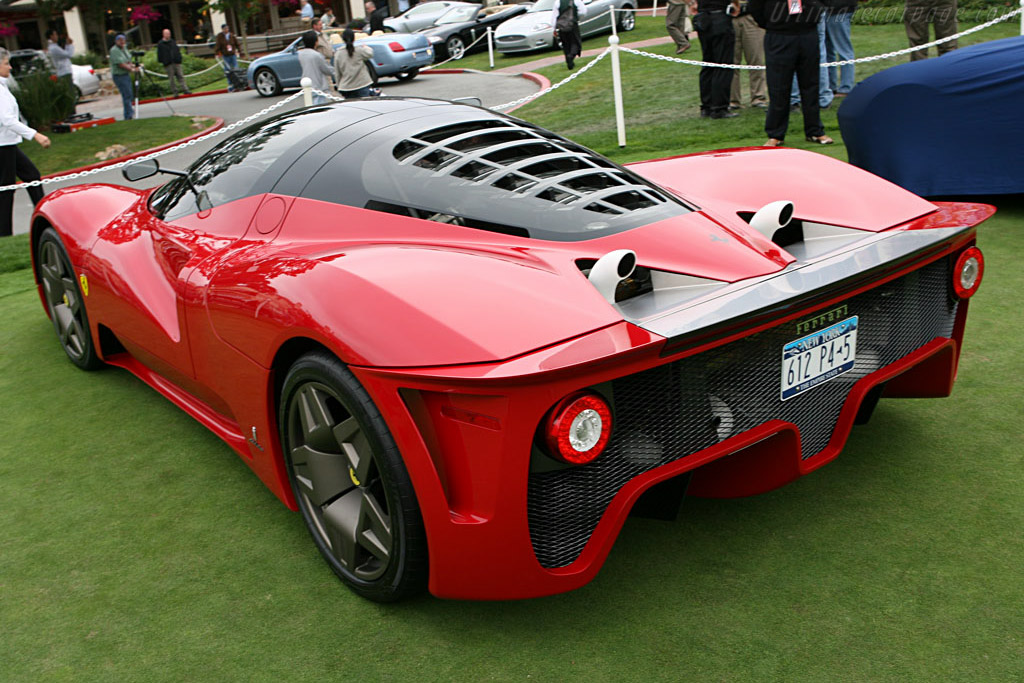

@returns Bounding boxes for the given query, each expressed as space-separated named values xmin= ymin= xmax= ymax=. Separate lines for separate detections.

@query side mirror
xmin=123 ymin=158 xmax=160 ymax=182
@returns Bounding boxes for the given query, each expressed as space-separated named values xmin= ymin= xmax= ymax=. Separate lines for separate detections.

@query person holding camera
xmin=109 ymin=34 xmax=138 ymax=120
xmin=157 ymin=29 xmax=191 ymax=97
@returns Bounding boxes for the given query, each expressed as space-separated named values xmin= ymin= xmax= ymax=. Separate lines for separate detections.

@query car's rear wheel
xmin=254 ymin=67 xmax=282 ymax=97
xmin=395 ymin=67 xmax=419 ymax=81
xmin=36 ymin=227 xmax=102 ymax=370
xmin=446 ymin=35 xmax=466 ymax=60
xmin=618 ymin=7 xmax=636 ymax=31
xmin=280 ymin=351 xmax=428 ymax=602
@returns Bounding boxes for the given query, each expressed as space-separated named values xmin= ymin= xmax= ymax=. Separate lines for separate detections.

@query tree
xmin=204 ymin=0 xmax=263 ymax=59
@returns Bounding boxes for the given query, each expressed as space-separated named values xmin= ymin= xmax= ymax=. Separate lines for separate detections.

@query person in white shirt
xmin=551 ymin=0 xmax=587 ymax=69
xmin=0 ymin=48 xmax=50 ymax=237
xmin=298 ymin=31 xmax=333 ymax=105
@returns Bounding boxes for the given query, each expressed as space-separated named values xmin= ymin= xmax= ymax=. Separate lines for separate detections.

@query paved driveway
xmin=11 ymin=70 xmax=537 ymax=236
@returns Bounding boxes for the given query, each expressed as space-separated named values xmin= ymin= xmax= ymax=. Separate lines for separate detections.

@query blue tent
xmin=838 ymin=36 xmax=1024 ymax=196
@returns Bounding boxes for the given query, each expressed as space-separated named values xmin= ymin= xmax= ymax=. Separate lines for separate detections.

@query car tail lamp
xmin=88 ymin=68 xmax=95 ymax=75
xmin=388 ymin=42 xmax=406 ymax=52
xmin=953 ymin=246 xmax=984 ymax=299
xmin=543 ymin=392 xmax=612 ymax=465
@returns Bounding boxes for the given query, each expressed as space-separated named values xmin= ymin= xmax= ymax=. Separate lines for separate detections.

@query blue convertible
xmin=246 ymin=32 xmax=435 ymax=97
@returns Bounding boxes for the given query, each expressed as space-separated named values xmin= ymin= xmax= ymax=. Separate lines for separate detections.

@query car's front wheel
xmin=254 ymin=68 xmax=282 ymax=97
xmin=446 ymin=35 xmax=466 ymax=60
xmin=36 ymin=227 xmax=102 ymax=370
xmin=279 ymin=351 xmax=428 ymax=602
xmin=618 ymin=7 xmax=636 ymax=31
xmin=395 ymin=67 xmax=419 ymax=82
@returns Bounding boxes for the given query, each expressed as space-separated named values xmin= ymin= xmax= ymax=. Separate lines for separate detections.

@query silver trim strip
xmin=623 ymin=225 xmax=971 ymax=342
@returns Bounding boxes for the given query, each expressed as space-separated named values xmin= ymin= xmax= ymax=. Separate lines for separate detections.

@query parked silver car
xmin=383 ymin=1 xmax=475 ymax=33
xmin=8 ymin=49 xmax=101 ymax=98
xmin=493 ymin=0 xmax=635 ymax=54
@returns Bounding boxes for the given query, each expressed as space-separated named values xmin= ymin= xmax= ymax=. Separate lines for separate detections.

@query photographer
xmin=109 ymin=34 xmax=139 ymax=120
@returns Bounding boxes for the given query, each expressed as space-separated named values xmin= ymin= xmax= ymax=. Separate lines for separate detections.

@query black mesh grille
xmin=527 ymin=257 xmax=958 ymax=569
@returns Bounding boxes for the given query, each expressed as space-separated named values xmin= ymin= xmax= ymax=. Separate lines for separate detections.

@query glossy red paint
xmin=29 ymin=142 xmax=995 ymax=600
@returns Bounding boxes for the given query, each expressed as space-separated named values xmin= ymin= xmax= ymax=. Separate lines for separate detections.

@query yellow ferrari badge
xmin=79 ymin=274 xmax=89 ymax=296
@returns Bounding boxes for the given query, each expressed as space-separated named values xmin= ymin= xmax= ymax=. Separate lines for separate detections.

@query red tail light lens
xmin=543 ymin=392 xmax=612 ymax=465
xmin=953 ymin=246 xmax=984 ymax=299
xmin=388 ymin=42 xmax=405 ymax=52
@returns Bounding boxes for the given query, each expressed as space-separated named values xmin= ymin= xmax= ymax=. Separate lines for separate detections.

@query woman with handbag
xmin=334 ymin=29 xmax=377 ymax=99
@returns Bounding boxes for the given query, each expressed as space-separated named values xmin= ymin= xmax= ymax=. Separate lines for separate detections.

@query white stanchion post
xmin=610 ymin=7 xmax=618 ymax=36
xmin=652 ymin=0 xmax=659 ymax=17
xmin=488 ymin=27 xmax=495 ymax=68
xmin=609 ymin=35 xmax=626 ymax=147
xmin=301 ymin=77 xmax=313 ymax=106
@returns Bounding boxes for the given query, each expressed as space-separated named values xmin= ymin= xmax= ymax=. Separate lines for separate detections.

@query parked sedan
xmin=494 ymin=0 xmax=635 ymax=54
xmin=419 ymin=3 xmax=530 ymax=60
xmin=246 ymin=32 xmax=434 ymax=97
xmin=8 ymin=49 xmax=101 ymax=98
xmin=384 ymin=1 xmax=474 ymax=33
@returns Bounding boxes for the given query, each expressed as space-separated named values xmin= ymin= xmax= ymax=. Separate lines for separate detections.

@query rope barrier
xmin=422 ymin=30 xmax=491 ymax=71
xmin=492 ymin=48 xmax=611 ymax=110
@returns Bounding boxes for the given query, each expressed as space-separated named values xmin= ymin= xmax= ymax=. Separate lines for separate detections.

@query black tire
xmin=253 ymin=67 xmax=282 ymax=97
xmin=618 ymin=6 xmax=636 ymax=31
xmin=279 ymin=351 xmax=428 ymax=602
xmin=445 ymin=35 xmax=466 ymax=60
xmin=36 ymin=227 xmax=103 ymax=370
xmin=395 ymin=67 xmax=419 ymax=82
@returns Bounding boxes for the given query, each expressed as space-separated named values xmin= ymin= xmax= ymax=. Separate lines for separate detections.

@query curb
xmin=40 ymin=117 xmax=226 ymax=180
xmin=508 ymin=71 xmax=550 ymax=113
xmin=138 ymin=88 xmax=231 ymax=106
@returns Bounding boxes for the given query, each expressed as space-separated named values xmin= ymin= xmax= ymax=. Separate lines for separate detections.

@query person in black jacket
xmin=156 ymin=29 xmax=191 ymax=97
xmin=749 ymin=0 xmax=833 ymax=145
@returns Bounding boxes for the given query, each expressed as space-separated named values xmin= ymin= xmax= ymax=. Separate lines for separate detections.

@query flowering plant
xmin=0 ymin=23 xmax=19 ymax=37
xmin=130 ymin=4 xmax=162 ymax=21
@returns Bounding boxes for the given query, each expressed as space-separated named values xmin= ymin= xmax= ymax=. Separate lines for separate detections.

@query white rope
xmin=142 ymin=61 xmax=227 ymax=79
xmin=0 ymin=91 xmax=307 ymax=193
xmin=492 ymin=48 xmax=611 ymax=110
xmin=622 ymin=5 xmax=1022 ymax=69
xmin=422 ymin=30 xmax=491 ymax=71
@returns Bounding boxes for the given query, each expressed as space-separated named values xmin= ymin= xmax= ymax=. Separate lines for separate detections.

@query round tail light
xmin=543 ymin=392 xmax=612 ymax=465
xmin=953 ymin=246 xmax=984 ymax=299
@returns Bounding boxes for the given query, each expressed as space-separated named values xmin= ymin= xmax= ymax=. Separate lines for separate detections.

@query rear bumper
xmin=354 ymin=229 xmax=978 ymax=600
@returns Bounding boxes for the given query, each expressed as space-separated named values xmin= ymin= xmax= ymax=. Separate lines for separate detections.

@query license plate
xmin=780 ymin=316 xmax=858 ymax=401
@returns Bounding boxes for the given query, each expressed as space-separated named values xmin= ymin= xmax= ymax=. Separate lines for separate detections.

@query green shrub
xmin=135 ymin=48 xmax=226 ymax=98
xmin=13 ymin=71 xmax=77 ymax=131
xmin=71 ymin=52 xmax=105 ymax=70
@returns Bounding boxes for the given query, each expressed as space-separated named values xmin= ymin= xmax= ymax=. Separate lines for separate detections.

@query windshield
xmin=435 ymin=5 xmax=478 ymax=23
xmin=528 ymin=0 xmax=558 ymax=12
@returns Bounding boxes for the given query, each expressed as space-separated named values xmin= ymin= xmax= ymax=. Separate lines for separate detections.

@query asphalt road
xmin=11 ymin=69 xmax=538 ymax=236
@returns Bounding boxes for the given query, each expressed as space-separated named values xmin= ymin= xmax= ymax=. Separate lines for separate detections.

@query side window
xmin=150 ymin=117 xmax=305 ymax=221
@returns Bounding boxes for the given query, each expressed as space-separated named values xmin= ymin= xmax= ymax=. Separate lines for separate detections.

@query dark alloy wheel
xmin=254 ymin=68 xmax=282 ymax=97
xmin=395 ymin=67 xmax=419 ymax=82
xmin=619 ymin=7 xmax=636 ymax=31
xmin=280 ymin=351 xmax=428 ymax=602
xmin=446 ymin=35 xmax=466 ymax=60
xmin=36 ymin=227 xmax=102 ymax=370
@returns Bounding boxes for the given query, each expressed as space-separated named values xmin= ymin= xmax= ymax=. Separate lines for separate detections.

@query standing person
xmin=108 ymin=34 xmax=138 ymax=121
xmin=214 ymin=23 xmax=241 ymax=91
xmin=749 ymin=0 xmax=832 ymax=145
xmin=46 ymin=29 xmax=75 ymax=114
xmin=298 ymin=31 xmax=333 ymax=105
xmin=665 ymin=0 xmax=692 ymax=54
xmin=334 ymin=28 xmax=375 ymax=98
xmin=552 ymin=0 xmax=586 ymax=70
xmin=729 ymin=0 xmax=767 ymax=109
xmin=157 ymin=29 xmax=192 ymax=97
xmin=365 ymin=1 xmax=388 ymax=33
xmin=694 ymin=0 xmax=739 ymax=118
xmin=299 ymin=0 xmax=316 ymax=22
xmin=312 ymin=17 xmax=335 ymax=62
xmin=322 ymin=8 xmax=337 ymax=28
xmin=905 ymin=0 xmax=957 ymax=61
xmin=823 ymin=0 xmax=856 ymax=96
xmin=0 ymin=48 xmax=50 ymax=238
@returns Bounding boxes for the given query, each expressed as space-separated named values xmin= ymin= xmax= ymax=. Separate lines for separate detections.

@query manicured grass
xmin=2 ymin=22 xmax=1022 ymax=681
xmin=30 ymin=117 xmax=217 ymax=177
xmin=514 ymin=19 xmax=1021 ymax=161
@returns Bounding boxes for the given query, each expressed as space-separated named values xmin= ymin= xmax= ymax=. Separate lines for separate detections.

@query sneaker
xmin=752 ymin=101 xmax=767 ymax=109
xmin=728 ymin=103 xmax=741 ymax=111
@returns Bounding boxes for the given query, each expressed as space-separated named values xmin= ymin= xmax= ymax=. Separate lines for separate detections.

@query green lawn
xmin=32 ymin=117 xmax=218 ymax=177
xmin=1 ymin=19 xmax=1023 ymax=682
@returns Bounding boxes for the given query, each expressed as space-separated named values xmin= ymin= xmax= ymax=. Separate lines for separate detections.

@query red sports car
xmin=31 ymin=99 xmax=991 ymax=601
